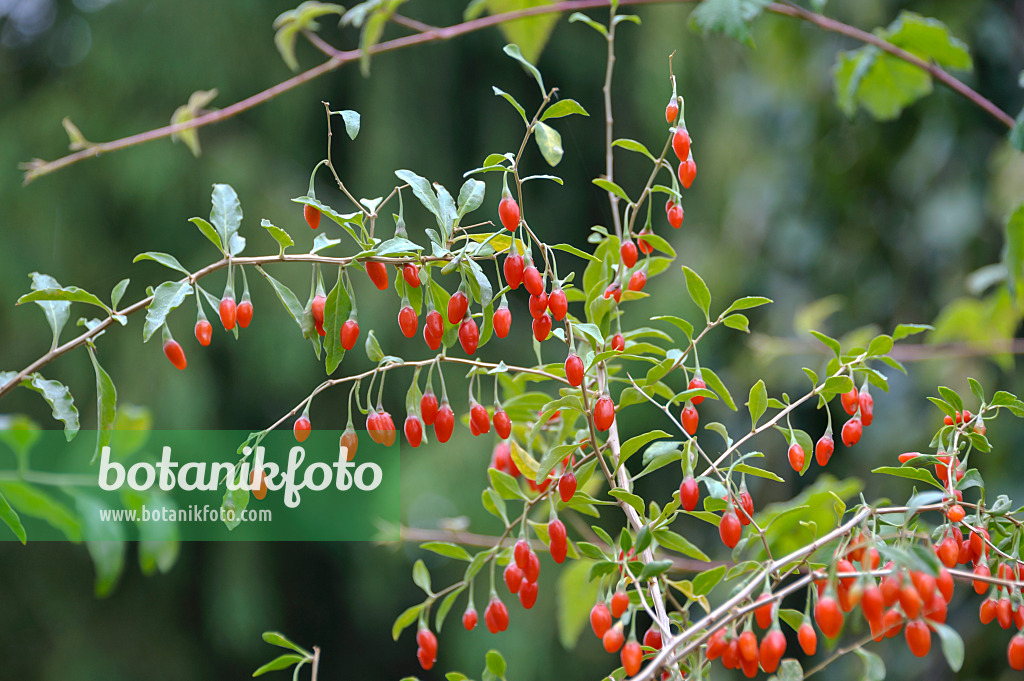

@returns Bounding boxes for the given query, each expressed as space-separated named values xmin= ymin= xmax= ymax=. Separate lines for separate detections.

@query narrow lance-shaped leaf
xmin=142 ymin=281 xmax=193 ymax=342
xmin=0 ymin=493 xmax=26 ymax=544
xmin=322 ymin=268 xmax=352 ymax=375
xmin=209 ymin=183 xmax=243 ymax=253
xmin=27 ymin=272 xmax=70 ymax=350
xmin=87 ymin=346 xmax=116 ymax=463
xmin=74 ymin=493 xmax=126 ymax=597
xmin=24 ymin=374 xmax=80 ymax=441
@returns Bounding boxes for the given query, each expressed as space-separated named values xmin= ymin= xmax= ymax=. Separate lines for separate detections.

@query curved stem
xmin=21 ymin=0 xmax=1013 ymax=184
xmin=0 ymin=250 xmax=498 ymax=401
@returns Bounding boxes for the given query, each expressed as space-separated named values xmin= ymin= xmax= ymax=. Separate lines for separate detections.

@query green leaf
xmin=747 ymin=379 xmax=767 ymax=429
xmin=471 ymin=1 xmax=559 ymax=66
xmin=724 ymin=296 xmax=772 ymax=314
xmin=274 ymin=2 xmax=346 ymax=70
xmin=412 ymin=558 xmax=432 ymax=594
xmin=932 ymin=622 xmax=964 ymax=671
xmin=568 ymin=11 xmax=607 ymax=37
xmin=892 ymin=322 xmax=932 ymax=341
xmin=833 ymin=12 xmax=971 ymax=123
xmin=872 ymin=466 xmax=943 ymax=489
xmin=457 ymin=178 xmax=486 ymax=217
xmin=376 ymin=237 xmax=423 ymax=256
xmin=391 ymin=604 xmax=424 ymax=641
xmin=253 ymin=654 xmax=304 ymax=677
xmin=617 ymin=430 xmax=670 ymax=469
xmin=1012 ymin=107 xmax=1024 ymax=152
xmin=493 ymin=86 xmax=528 ymax=125
xmin=336 ymin=109 xmax=360 ymax=139
xmin=322 ymin=268 xmax=352 ymax=374
xmin=132 ymin=251 xmax=190 ymax=276
xmin=809 ymin=329 xmax=841 ymax=357
xmin=260 ymin=219 xmax=294 ymax=255
xmin=733 ymin=463 xmax=784 ymax=482
xmin=436 ymin=584 xmax=465 ymax=632
xmin=821 ymin=375 xmax=854 ymax=396
xmin=365 ymin=329 xmax=384 ymax=362
xmin=262 ymin=631 xmax=312 ymax=656
xmin=653 ymin=529 xmax=710 ymax=561
xmin=835 ymin=44 xmax=930 ymax=121
xmin=550 ymin=243 xmax=600 ymax=262
xmin=23 ymin=374 xmax=79 ymax=441
xmin=87 ymin=347 xmax=117 ymax=463
xmin=256 ymin=267 xmax=305 ymax=331
xmin=74 ymin=494 xmax=126 ymax=597
xmin=221 ymin=470 xmax=250 ymax=531
xmin=556 ymin=559 xmax=600 ymax=649
xmin=170 ymin=88 xmax=218 ymax=157
xmin=775 ymin=659 xmax=804 ymax=681
xmin=611 ymin=138 xmax=656 ymax=161
xmin=886 ymin=12 xmax=972 ymax=70
xmin=189 ymin=216 xmax=224 ymax=252
xmin=867 ymin=334 xmax=894 ymax=356
xmin=542 ymin=99 xmax=589 ymax=120
xmin=854 ymin=648 xmax=886 ymax=681
xmin=489 ymin=468 xmax=526 ymax=500
xmin=593 ymin=178 xmax=631 ymax=203
xmin=1005 ymin=204 xmax=1024 ymax=300
xmin=688 ymin=0 xmax=772 ymax=46
xmin=110 ymin=279 xmax=130 ymax=309
xmin=396 ymin=169 xmax=446 ymax=234
xmin=421 ymin=541 xmax=473 ymax=561
xmin=503 ymin=42 xmax=546 ymax=97
xmin=127 ymin=491 xmax=179 ymax=575
xmin=142 ymin=281 xmax=192 ymax=342
xmin=486 ymin=650 xmax=506 ymax=678
xmin=681 ymin=266 xmax=711 ymax=320
xmin=210 ymin=183 xmax=243 ymax=254
xmin=691 ymin=564 xmax=726 ymax=595
xmin=18 ymin=286 xmax=111 ymax=313
xmin=638 ymin=560 xmax=674 ymax=580
xmin=534 ymin=121 xmax=563 ymax=166
xmin=463 ymin=258 xmax=494 ymax=308
xmin=26 ymin=272 xmax=70 ymax=347
xmin=608 ymin=488 xmax=645 ymax=516
xmin=723 ymin=313 xmax=749 ymax=333
xmin=701 ymin=367 xmax=737 ymax=410
xmin=0 ymin=481 xmax=80 ymax=541
xmin=0 ymin=493 xmax=26 ymax=544
xmin=311 ymin=233 xmax=341 ymax=253
xmin=345 ymin=1 xmax=401 ymax=75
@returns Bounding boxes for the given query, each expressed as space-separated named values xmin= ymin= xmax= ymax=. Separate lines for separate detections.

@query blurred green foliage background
xmin=2 ymin=0 xmax=1024 ymax=679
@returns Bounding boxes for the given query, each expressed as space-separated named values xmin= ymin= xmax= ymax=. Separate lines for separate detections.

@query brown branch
xmin=0 ymin=250 xmax=500 ymax=402
xmin=20 ymin=0 xmax=1014 ymax=184
xmin=390 ymin=14 xmax=438 ymax=34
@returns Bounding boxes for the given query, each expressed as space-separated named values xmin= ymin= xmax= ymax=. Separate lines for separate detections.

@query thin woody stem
xmin=0 ymin=250 xmax=500 ymax=401
xmin=21 ymin=0 xmax=1013 ymax=184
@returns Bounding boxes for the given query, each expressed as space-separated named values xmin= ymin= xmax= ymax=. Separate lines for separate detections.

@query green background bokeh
xmin=2 ymin=1 xmax=1024 ymax=679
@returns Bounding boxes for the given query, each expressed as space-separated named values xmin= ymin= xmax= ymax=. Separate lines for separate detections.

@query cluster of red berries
xmin=977 ymin=569 xmax=1024 ymax=670
xmin=822 ymin=538 xmax=954 ymax=654
xmin=837 ymin=385 xmax=872 ymax=447
xmin=501 ymin=245 xmax=568 ymax=344
xmin=503 ymin=539 xmax=543 ymax=610
xmin=161 ymin=288 xmax=255 ymax=371
xmin=706 ymin=620 xmax=788 ymax=677
xmin=589 ymin=589 xmax=657 ymax=677
xmin=415 ymin=626 xmax=438 ymax=670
